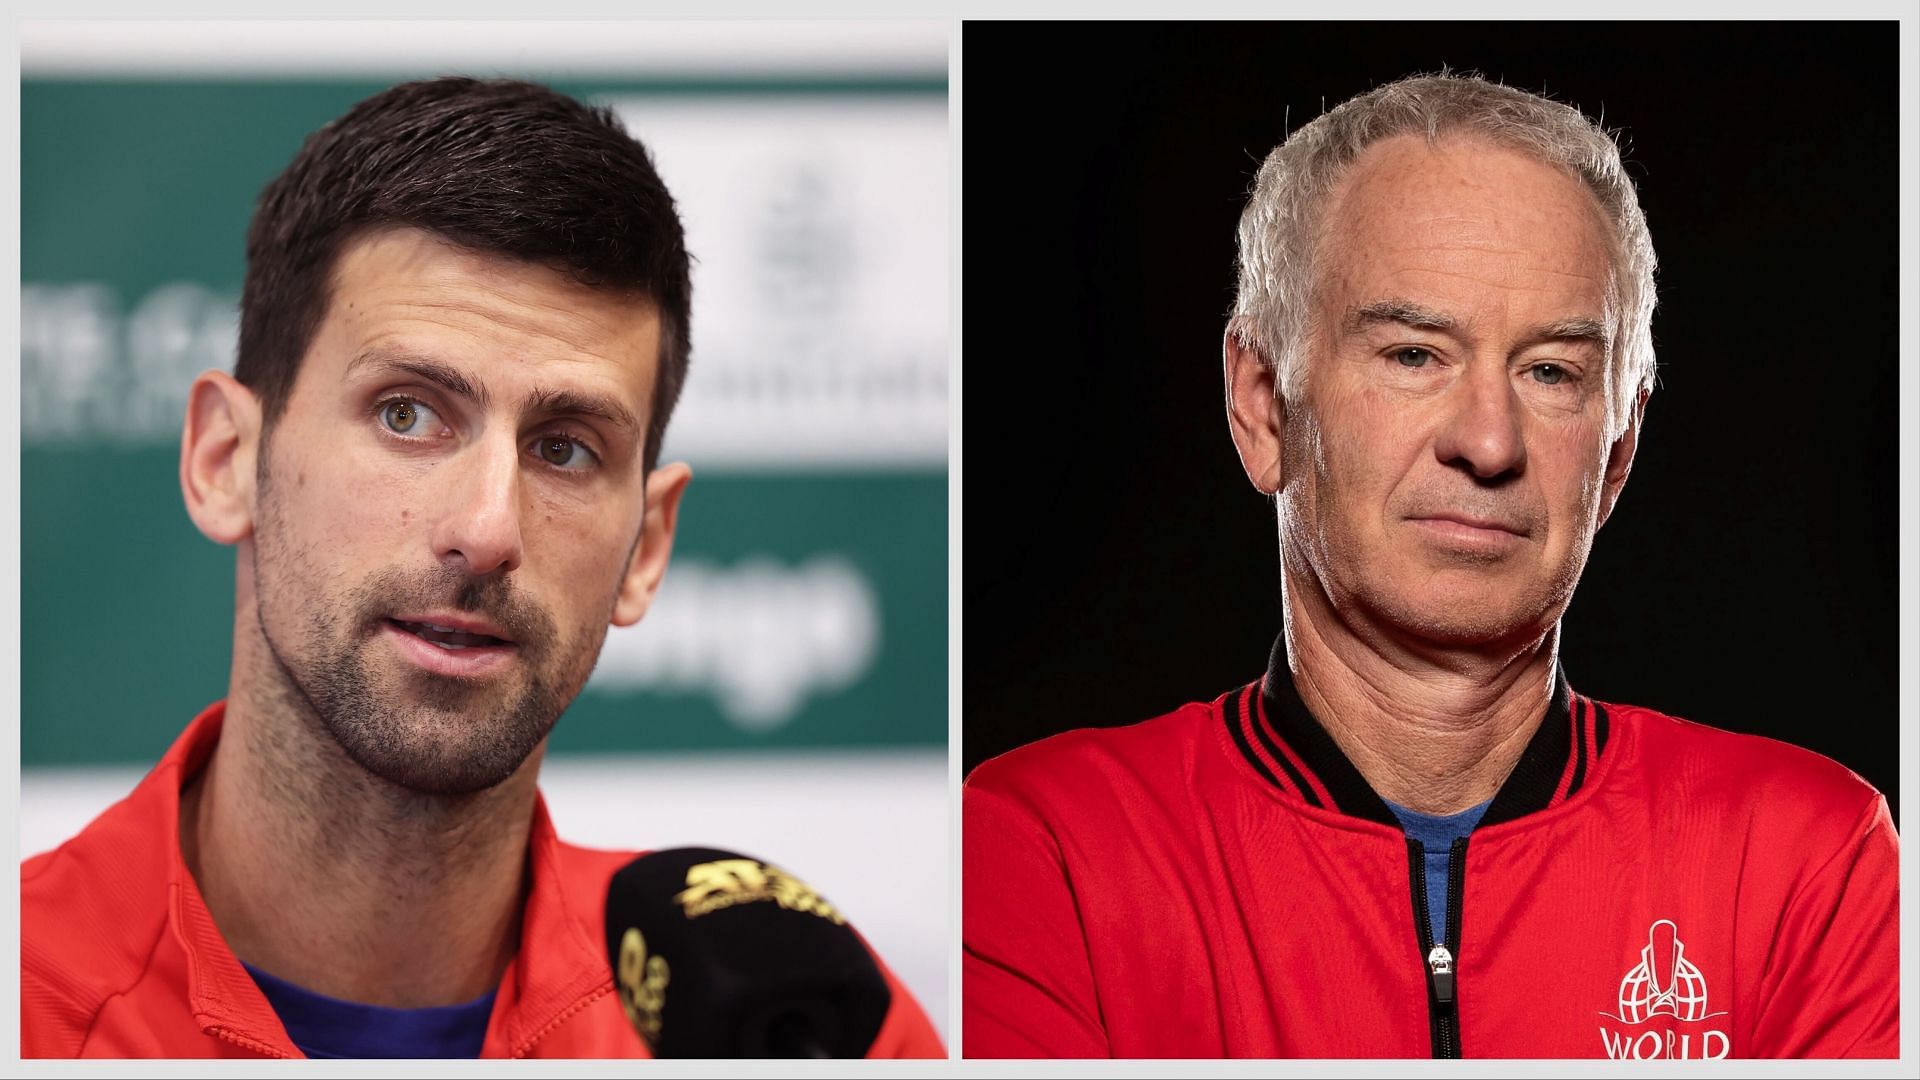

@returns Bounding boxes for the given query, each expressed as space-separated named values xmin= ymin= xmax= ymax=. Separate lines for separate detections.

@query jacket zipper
xmin=1407 ymin=836 xmax=1470 ymax=1058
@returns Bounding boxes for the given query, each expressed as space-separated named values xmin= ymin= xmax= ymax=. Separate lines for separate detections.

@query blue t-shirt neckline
xmin=242 ymin=960 xmax=498 ymax=1059
xmin=1383 ymin=796 xmax=1492 ymax=946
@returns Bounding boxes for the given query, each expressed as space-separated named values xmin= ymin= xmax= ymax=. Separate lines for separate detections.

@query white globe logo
xmin=1618 ymin=919 xmax=1708 ymax=1023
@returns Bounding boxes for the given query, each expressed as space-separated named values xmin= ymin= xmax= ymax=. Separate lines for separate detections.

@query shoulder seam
xmin=66 ymin=894 xmax=179 ymax=1057
xmin=1773 ymin=791 xmax=1891 ymax=926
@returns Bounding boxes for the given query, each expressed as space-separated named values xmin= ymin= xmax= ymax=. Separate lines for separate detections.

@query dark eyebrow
xmin=523 ymin=386 xmax=641 ymax=435
xmin=1343 ymin=299 xmax=1457 ymax=336
xmin=346 ymin=350 xmax=492 ymax=409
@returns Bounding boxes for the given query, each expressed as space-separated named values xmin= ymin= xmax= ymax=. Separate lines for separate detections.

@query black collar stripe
xmin=1555 ymin=694 xmax=1590 ymax=804
xmin=1222 ymin=684 xmax=1292 ymax=798
xmin=1241 ymin=682 xmax=1317 ymax=806
xmin=1475 ymin=666 xmax=1577 ymax=827
xmin=1259 ymin=635 xmax=1593 ymax=830
xmin=1259 ymin=638 xmax=1399 ymax=827
xmin=1564 ymin=694 xmax=1594 ymax=800
xmin=1239 ymin=683 xmax=1305 ymax=801
xmin=1594 ymin=701 xmax=1611 ymax=757
xmin=1250 ymin=681 xmax=1329 ymax=811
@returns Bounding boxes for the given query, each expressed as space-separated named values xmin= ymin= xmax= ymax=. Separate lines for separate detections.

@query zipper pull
xmin=1427 ymin=944 xmax=1455 ymax=1004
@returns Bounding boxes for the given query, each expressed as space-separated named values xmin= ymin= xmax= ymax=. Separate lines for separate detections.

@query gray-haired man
xmin=963 ymin=74 xmax=1897 ymax=1060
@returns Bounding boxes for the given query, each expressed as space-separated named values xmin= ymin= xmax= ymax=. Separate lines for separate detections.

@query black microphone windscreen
xmin=603 ymin=847 xmax=891 ymax=1058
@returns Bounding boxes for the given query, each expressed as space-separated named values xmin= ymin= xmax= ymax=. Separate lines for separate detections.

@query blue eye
xmin=534 ymin=436 xmax=597 ymax=471
xmin=380 ymin=399 xmax=441 ymax=434
xmin=1393 ymin=347 xmax=1433 ymax=368
xmin=1530 ymin=364 xmax=1568 ymax=385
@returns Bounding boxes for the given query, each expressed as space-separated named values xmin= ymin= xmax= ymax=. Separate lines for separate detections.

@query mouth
xmin=1416 ymin=514 xmax=1530 ymax=538
xmin=1406 ymin=514 xmax=1532 ymax=556
xmin=385 ymin=617 xmax=513 ymax=651
xmin=380 ymin=617 xmax=520 ymax=679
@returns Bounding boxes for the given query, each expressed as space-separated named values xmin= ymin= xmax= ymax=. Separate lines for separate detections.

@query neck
xmin=179 ymin=616 xmax=539 ymax=1008
xmin=1280 ymin=564 xmax=1558 ymax=816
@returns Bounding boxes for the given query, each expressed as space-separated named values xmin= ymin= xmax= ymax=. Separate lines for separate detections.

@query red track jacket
xmin=964 ymin=644 xmax=1899 ymax=1058
xmin=22 ymin=703 xmax=944 ymax=1059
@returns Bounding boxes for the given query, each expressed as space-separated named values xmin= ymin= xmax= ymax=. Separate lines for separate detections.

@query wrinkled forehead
xmin=1313 ymin=133 xmax=1616 ymax=307
xmin=311 ymin=228 xmax=663 ymax=402
xmin=330 ymin=228 xmax=657 ymax=342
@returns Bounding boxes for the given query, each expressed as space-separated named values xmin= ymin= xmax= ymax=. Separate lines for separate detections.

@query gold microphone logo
xmin=673 ymin=858 xmax=846 ymax=924
xmin=616 ymin=927 xmax=670 ymax=1041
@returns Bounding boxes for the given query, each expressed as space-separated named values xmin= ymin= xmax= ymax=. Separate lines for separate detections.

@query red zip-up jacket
xmin=964 ymin=643 xmax=1898 ymax=1058
xmin=22 ymin=703 xmax=944 ymax=1059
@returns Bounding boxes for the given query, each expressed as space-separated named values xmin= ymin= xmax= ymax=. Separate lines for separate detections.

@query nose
xmin=428 ymin=435 xmax=525 ymax=577
xmin=1433 ymin=362 xmax=1527 ymax=480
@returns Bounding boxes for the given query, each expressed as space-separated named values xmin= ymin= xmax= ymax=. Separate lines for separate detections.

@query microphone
xmin=602 ymin=846 xmax=891 ymax=1058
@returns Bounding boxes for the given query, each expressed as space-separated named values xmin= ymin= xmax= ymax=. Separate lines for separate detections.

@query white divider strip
xmin=21 ymin=20 xmax=948 ymax=77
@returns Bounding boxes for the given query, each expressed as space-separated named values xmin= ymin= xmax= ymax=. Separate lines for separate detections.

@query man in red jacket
xmin=964 ymin=73 xmax=1898 ymax=1059
xmin=22 ymin=77 xmax=941 ymax=1059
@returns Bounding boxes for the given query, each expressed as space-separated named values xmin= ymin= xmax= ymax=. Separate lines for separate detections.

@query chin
xmin=319 ymin=695 xmax=558 ymax=798
xmin=1365 ymin=579 xmax=1553 ymax=652
xmin=1402 ymin=615 xmax=1543 ymax=652
xmin=336 ymin=727 xmax=542 ymax=797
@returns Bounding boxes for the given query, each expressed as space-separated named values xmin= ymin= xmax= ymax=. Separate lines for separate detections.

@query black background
xmin=959 ymin=21 xmax=1901 ymax=820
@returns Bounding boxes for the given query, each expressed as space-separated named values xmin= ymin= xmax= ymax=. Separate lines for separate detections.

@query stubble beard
xmin=250 ymin=452 xmax=606 ymax=798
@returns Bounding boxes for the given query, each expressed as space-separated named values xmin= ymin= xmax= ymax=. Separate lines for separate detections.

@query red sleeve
xmin=962 ymin=780 xmax=1110 ymax=1059
xmin=21 ymin=851 xmax=103 ymax=1058
xmin=863 ymin=952 xmax=946 ymax=1058
xmin=1747 ymin=794 xmax=1899 ymax=1058
xmin=20 ymin=965 xmax=91 ymax=1058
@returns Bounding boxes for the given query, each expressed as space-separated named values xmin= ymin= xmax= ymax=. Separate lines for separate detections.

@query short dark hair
xmin=238 ymin=76 xmax=692 ymax=471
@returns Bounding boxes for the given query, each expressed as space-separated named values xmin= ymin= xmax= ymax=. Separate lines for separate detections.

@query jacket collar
xmin=153 ymin=702 xmax=609 ymax=1057
xmin=1222 ymin=636 xmax=1610 ymax=828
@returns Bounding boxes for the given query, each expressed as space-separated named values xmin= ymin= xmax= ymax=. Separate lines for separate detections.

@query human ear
xmin=611 ymin=462 xmax=692 ymax=627
xmin=1224 ymin=322 xmax=1287 ymax=495
xmin=179 ymin=370 xmax=262 ymax=545
xmin=1596 ymin=388 xmax=1649 ymax=530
